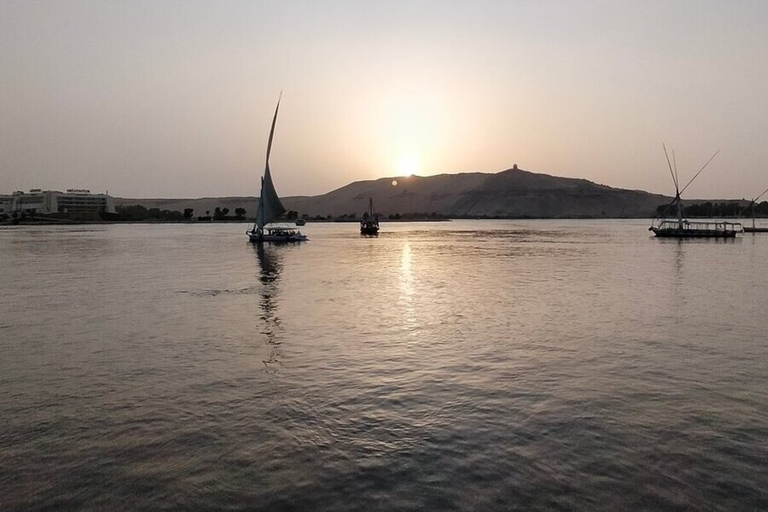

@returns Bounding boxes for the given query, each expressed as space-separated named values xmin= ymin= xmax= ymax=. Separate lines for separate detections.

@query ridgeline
xmin=115 ymin=167 xmax=672 ymax=219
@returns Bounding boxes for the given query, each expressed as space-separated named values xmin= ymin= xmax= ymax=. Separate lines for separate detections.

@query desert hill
xmin=115 ymin=167 xmax=671 ymax=219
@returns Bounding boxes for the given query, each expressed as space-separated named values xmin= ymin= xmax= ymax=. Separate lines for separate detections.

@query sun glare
xmin=373 ymin=87 xmax=448 ymax=181
xmin=396 ymin=154 xmax=420 ymax=177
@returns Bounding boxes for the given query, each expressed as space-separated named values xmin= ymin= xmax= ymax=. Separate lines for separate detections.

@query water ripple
xmin=1 ymin=221 xmax=767 ymax=511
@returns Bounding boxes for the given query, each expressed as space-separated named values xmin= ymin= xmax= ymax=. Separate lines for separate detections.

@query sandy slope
xmin=115 ymin=167 xmax=671 ymax=219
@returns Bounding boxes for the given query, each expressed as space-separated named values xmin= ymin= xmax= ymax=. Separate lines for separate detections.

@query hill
xmin=115 ymin=167 xmax=671 ymax=219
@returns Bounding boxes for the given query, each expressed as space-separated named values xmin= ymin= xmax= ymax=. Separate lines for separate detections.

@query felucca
xmin=246 ymin=95 xmax=308 ymax=243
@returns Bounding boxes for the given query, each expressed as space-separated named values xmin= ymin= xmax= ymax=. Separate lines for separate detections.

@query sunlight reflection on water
xmin=399 ymin=241 xmax=418 ymax=337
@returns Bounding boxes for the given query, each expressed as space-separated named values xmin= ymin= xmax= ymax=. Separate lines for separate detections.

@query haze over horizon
xmin=3 ymin=1 xmax=768 ymax=200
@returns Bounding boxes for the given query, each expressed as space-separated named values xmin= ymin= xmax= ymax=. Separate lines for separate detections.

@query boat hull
xmin=744 ymin=227 xmax=768 ymax=233
xmin=247 ymin=229 xmax=307 ymax=243
xmin=650 ymin=219 xmax=742 ymax=238
xmin=650 ymin=227 xmax=737 ymax=238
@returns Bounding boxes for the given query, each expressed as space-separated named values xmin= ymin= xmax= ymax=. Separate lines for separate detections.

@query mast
xmin=663 ymin=144 xmax=684 ymax=228
xmin=662 ymin=144 xmax=720 ymax=228
xmin=259 ymin=177 xmax=265 ymax=232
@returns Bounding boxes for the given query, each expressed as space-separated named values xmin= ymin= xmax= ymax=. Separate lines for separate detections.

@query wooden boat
xmin=360 ymin=197 xmax=380 ymax=236
xmin=649 ymin=145 xmax=742 ymax=238
xmin=650 ymin=219 xmax=741 ymax=238
xmin=246 ymin=95 xmax=308 ymax=243
xmin=741 ymin=187 xmax=768 ymax=233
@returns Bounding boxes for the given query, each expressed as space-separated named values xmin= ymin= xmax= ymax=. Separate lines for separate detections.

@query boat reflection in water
xmin=253 ymin=243 xmax=283 ymax=374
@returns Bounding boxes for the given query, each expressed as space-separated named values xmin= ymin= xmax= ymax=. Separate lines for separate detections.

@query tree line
xmin=656 ymin=201 xmax=768 ymax=218
xmin=115 ymin=205 xmax=248 ymax=222
xmin=197 ymin=207 xmax=247 ymax=221
xmin=114 ymin=205 xmax=453 ymax=222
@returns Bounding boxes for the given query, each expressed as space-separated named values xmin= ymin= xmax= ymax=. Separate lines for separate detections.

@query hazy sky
xmin=2 ymin=1 xmax=768 ymax=199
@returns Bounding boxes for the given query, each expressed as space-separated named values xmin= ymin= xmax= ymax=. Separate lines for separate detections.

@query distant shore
xmin=0 ymin=217 xmax=455 ymax=226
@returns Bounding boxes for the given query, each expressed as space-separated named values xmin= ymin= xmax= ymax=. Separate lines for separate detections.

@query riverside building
xmin=0 ymin=189 xmax=116 ymax=218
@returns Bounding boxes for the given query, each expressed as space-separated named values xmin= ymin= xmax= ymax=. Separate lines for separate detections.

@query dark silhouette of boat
xmin=650 ymin=219 xmax=742 ymax=237
xmin=649 ymin=145 xmax=742 ymax=238
xmin=246 ymin=94 xmax=308 ymax=243
xmin=360 ymin=197 xmax=379 ymax=236
xmin=742 ymin=186 xmax=768 ymax=233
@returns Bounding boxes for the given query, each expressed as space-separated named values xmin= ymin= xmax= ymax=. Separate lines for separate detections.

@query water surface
xmin=1 ymin=220 xmax=767 ymax=511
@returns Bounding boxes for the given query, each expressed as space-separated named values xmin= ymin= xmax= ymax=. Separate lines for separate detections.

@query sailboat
xmin=246 ymin=96 xmax=308 ymax=243
xmin=649 ymin=145 xmax=742 ymax=238
xmin=742 ymin=186 xmax=768 ymax=233
xmin=360 ymin=197 xmax=379 ymax=236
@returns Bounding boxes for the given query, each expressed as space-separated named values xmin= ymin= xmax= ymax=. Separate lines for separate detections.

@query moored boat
xmin=741 ymin=186 xmax=768 ymax=233
xmin=649 ymin=145 xmax=742 ymax=238
xmin=649 ymin=219 xmax=742 ymax=238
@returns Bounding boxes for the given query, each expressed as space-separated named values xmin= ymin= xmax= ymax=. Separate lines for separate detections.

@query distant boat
xmin=360 ymin=197 xmax=379 ymax=236
xmin=649 ymin=145 xmax=742 ymax=238
xmin=742 ymin=186 xmax=768 ymax=233
xmin=295 ymin=219 xmax=306 ymax=226
xmin=246 ymin=95 xmax=308 ymax=243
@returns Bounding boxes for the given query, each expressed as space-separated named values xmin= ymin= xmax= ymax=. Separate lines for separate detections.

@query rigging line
xmin=655 ymin=197 xmax=678 ymax=219
xmin=752 ymin=186 xmax=768 ymax=204
xmin=672 ymin=149 xmax=680 ymax=194
xmin=741 ymin=186 xmax=768 ymax=217
xmin=679 ymin=149 xmax=720 ymax=196
xmin=662 ymin=143 xmax=679 ymax=192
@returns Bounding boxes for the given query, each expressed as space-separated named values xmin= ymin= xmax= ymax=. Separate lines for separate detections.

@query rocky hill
xmin=115 ymin=167 xmax=671 ymax=219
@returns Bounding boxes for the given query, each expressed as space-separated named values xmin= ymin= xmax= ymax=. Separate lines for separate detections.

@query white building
xmin=0 ymin=195 xmax=18 ymax=214
xmin=0 ymin=189 xmax=116 ymax=216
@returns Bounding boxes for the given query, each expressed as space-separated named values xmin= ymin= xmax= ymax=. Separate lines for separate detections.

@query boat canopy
xmin=654 ymin=219 xmax=743 ymax=233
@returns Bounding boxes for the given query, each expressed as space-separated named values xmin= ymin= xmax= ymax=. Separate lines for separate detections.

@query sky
xmin=2 ymin=0 xmax=768 ymax=200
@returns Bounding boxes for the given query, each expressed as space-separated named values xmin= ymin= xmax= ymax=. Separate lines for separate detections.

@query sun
xmin=396 ymin=154 xmax=420 ymax=177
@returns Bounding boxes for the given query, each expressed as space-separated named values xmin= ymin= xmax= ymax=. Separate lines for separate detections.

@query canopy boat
xmin=247 ymin=95 xmax=307 ymax=243
xmin=742 ymin=186 xmax=768 ymax=233
xmin=650 ymin=219 xmax=742 ymax=238
xmin=360 ymin=197 xmax=379 ymax=236
xmin=649 ymin=145 xmax=742 ymax=238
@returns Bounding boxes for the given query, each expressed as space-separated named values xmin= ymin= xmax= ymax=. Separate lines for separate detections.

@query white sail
xmin=254 ymin=96 xmax=286 ymax=230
